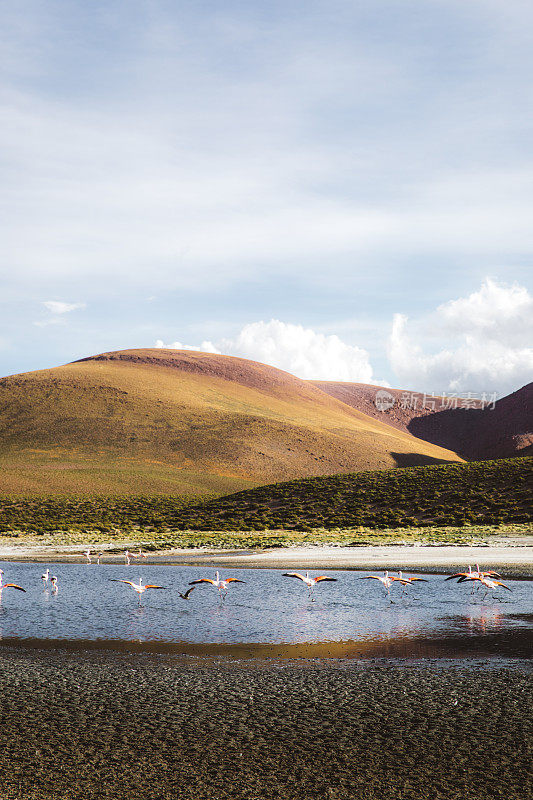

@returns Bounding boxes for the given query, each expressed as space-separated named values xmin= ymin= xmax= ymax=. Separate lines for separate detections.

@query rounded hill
xmin=0 ymin=348 xmax=463 ymax=496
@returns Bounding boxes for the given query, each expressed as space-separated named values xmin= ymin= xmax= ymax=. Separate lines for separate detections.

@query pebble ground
xmin=0 ymin=647 xmax=531 ymax=800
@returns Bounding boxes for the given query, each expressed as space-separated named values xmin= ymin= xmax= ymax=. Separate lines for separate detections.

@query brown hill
xmin=311 ymin=381 xmax=532 ymax=460
xmin=0 ymin=348 xmax=462 ymax=496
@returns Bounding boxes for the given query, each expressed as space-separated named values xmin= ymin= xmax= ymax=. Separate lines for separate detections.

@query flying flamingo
xmin=360 ymin=571 xmax=406 ymax=596
xmin=445 ymin=564 xmax=501 ymax=583
xmin=110 ymin=578 xmax=167 ymax=605
xmin=189 ymin=571 xmax=245 ymax=600
xmin=41 ymin=568 xmax=50 ymax=588
xmin=0 ymin=569 xmax=26 ymax=602
xmin=282 ymin=571 xmax=337 ymax=600
xmin=445 ymin=565 xmax=502 ymax=594
xmin=395 ymin=571 xmax=428 ymax=591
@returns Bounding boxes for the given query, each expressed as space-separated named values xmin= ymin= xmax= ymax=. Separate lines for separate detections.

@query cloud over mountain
xmin=387 ymin=280 xmax=533 ymax=395
xmin=157 ymin=319 xmax=376 ymax=382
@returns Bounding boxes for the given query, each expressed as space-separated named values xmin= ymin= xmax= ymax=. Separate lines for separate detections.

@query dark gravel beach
xmin=0 ymin=647 xmax=531 ymax=800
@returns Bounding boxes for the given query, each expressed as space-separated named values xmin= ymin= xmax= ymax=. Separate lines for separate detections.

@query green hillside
xmin=0 ymin=457 xmax=529 ymax=533
xmin=166 ymin=456 xmax=532 ymax=530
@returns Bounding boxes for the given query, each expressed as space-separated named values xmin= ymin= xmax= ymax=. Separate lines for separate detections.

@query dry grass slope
xmin=0 ymin=348 xmax=463 ymax=496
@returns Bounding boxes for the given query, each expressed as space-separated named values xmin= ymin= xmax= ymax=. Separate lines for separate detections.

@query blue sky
xmin=1 ymin=0 xmax=532 ymax=394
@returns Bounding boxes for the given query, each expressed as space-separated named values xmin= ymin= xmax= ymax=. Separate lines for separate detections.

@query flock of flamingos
xmin=0 ymin=546 xmax=513 ymax=606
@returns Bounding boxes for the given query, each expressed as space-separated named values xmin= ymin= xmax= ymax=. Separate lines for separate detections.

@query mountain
xmin=0 ymin=348 xmax=462 ymax=496
xmin=311 ymin=381 xmax=532 ymax=460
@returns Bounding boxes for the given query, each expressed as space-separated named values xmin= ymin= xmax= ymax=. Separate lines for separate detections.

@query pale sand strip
xmin=0 ymin=542 xmax=532 ymax=574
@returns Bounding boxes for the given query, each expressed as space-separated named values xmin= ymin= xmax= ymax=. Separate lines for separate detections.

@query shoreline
xmin=1 ymin=542 xmax=533 ymax=576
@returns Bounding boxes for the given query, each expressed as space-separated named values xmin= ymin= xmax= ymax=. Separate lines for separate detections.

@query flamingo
xmin=395 ymin=571 xmax=428 ymax=588
xmin=445 ymin=564 xmax=501 ymax=582
xmin=360 ymin=571 xmax=405 ymax=596
xmin=178 ymin=587 xmax=195 ymax=600
xmin=445 ymin=565 xmax=502 ymax=594
xmin=41 ymin=568 xmax=50 ymax=588
xmin=189 ymin=571 xmax=245 ymax=600
xmin=124 ymin=550 xmax=134 ymax=565
xmin=84 ymin=549 xmax=92 ymax=564
xmin=282 ymin=571 xmax=337 ymax=600
xmin=110 ymin=578 xmax=167 ymax=605
xmin=50 ymin=576 xmax=58 ymax=594
xmin=477 ymin=576 xmax=512 ymax=600
xmin=135 ymin=549 xmax=147 ymax=559
xmin=0 ymin=569 xmax=26 ymax=601
xmin=96 ymin=552 xmax=104 ymax=565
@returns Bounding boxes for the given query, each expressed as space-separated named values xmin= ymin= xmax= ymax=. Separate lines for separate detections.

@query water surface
xmin=0 ymin=563 xmax=531 ymax=659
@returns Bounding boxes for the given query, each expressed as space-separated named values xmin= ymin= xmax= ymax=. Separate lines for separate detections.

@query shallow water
xmin=0 ymin=562 xmax=531 ymax=659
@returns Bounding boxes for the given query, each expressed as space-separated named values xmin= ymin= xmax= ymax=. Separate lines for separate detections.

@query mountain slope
xmin=0 ymin=348 xmax=462 ymax=496
xmin=311 ymin=381 xmax=532 ymax=460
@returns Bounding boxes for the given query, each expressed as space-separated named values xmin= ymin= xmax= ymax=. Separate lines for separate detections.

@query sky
xmin=1 ymin=0 xmax=532 ymax=396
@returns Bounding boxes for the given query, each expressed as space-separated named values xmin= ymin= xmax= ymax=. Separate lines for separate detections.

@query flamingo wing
xmin=224 ymin=578 xmax=246 ymax=584
xmin=189 ymin=578 xmax=216 ymax=585
xmin=314 ymin=576 xmax=337 ymax=582
xmin=444 ymin=573 xmax=469 ymax=581
xmin=2 ymin=583 xmax=26 ymax=592
xmin=409 ymin=577 xmax=428 ymax=582
xmin=360 ymin=575 xmax=381 ymax=580
xmin=282 ymin=572 xmax=307 ymax=582
xmin=110 ymin=579 xmax=136 ymax=587
xmin=144 ymin=584 xmax=167 ymax=590
xmin=495 ymin=582 xmax=512 ymax=591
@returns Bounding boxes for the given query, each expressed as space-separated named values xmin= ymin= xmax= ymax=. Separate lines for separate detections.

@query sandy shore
xmin=2 ymin=542 xmax=533 ymax=576
xmin=0 ymin=646 xmax=530 ymax=800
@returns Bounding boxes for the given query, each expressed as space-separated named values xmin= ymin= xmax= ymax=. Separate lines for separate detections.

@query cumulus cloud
xmin=156 ymin=319 xmax=376 ymax=382
xmin=388 ymin=279 xmax=533 ymax=395
xmin=154 ymin=339 xmax=221 ymax=354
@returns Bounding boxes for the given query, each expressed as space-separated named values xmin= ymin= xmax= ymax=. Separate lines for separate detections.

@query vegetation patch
xmin=154 ymin=456 xmax=532 ymax=532
xmin=0 ymin=523 xmax=530 ymax=551
xmin=0 ymin=458 xmax=530 ymax=540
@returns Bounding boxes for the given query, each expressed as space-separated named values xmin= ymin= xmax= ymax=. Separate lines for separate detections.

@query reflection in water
xmin=466 ymin=609 xmax=504 ymax=634
xmin=0 ymin=562 xmax=530 ymax=660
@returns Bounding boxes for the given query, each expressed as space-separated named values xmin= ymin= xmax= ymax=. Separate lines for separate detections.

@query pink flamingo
xmin=0 ymin=569 xmax=26 ymax=602
xmin=282 ymin=571 xmax=337 ymax=599
xmin=360 ymin=571 xmax=406 ymax=596
xmin=110 ymin=578 xmax=167 ymax=606
xmin=189 ymin=571 xmax=245 ymax=600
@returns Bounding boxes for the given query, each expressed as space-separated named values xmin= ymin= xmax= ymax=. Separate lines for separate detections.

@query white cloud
xmin=34 ymin=300 xmax=86 ymax=326
xmin=42 ymin=301 xmax=85 ymax=315
xmin=388 ymin=279 xmax=533 ymax=394
xmin=154 ymin=339 xmax=221 ymax=354
xmin=156 ymin=319 xmax=377 ymax=382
